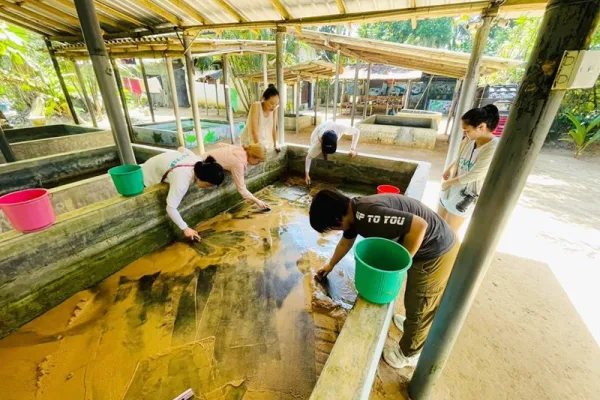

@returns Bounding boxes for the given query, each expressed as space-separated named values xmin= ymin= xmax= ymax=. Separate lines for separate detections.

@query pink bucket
xmin=0 ymin=189 xmax=56 ymax=233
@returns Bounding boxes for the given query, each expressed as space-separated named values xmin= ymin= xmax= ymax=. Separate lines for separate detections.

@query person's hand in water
xmin=274 ymin=145 xmax=281 ymax=153
xmin=255 ymin=199 xmax=269 ymax=210
xmin=349 ymin=150 xmax=358 ymax=158
xmin=316 ymin=263 xmax=334 ymax=281
xmin=305 ymin=174 xmax=311 ymax=186
xmin=183 ymin=227 xmax=201 ymax=242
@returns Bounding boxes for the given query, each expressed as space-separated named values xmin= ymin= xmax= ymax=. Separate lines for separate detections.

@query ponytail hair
xmin=194 ymin=156 xmax=225 ymax=185
xmin=462 ymin=104 xmax=500 ymax=131
xmin=262 ymin=84 xmax=279 ymax=101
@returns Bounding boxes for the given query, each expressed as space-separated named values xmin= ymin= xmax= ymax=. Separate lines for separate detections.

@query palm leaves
xmin=561 ymin=112 xmax=600 ymax=158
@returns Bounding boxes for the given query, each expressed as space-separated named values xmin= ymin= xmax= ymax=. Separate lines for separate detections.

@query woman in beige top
xmin=240 ymin=84 xmax=280 ymax=152
xmin=202 ymin=143 xmax=270 ymax=210
xmin=439 ymin=105 xmax=500 ymax=232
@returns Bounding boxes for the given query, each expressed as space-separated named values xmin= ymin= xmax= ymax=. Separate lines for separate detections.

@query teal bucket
xmin=108 ymin=164 xmax=144 ymax=197
xmin=354 ymin=238 xmax=413 ymax=304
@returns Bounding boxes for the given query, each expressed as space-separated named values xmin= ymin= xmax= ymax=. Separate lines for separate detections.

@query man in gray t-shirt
xmin=310 ymin=190 xmax=459 ymax=369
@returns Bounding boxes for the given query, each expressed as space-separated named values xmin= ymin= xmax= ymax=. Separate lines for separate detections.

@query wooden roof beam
xmin=0 ymin=8 xmax=58 ymax=36
xmin=268 ymin=0 xmax=291 ymax=20
xmin=410 ymin=0 xmax=417 ymax=29
xmin=0 ymin=0 xmax=79 ymax=34
xmin=213 ymin=0 xmax=249 ymax=23
xmin=49 ymin=0 xmax=130 ymax=30
xmin=135 ymin=0 xmax=182 ymax=26
xmin=21 ymin=0 xmax=81 ymax=26
xmin=94 ymin=1 xmax=148 ymax=27
xmin=162 ymin=0 xmax=213 ymax=24
xmin=335 ymin=0 xmax=346 ymax=15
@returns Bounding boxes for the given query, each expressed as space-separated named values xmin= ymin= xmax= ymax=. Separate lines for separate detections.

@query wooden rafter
xmin=335 ymin=0 xmax=346 ymax=15
xmin=0 ymin=0 xmax=79 ymax=34
xmin=213 ymin=0 xmax=248 ymax=23
xmin=94 ymin=1 xmax=146 ymax=27
xmin=49 ymin=0 xmax=130 ymax=30
xmin=268 ymin=0 xmax=291 ymax=19
xmin=135 ymin=0 xmax=182 ymax=26
xmin=0 ymin=8 xmax=58 ymax=35
xmin=21 ymin=0 xmax=81 ymax=26
xmin=410 ymin=0 xmax=417 ymax=29
xmin=162 ymin=0 xmax=213 ymax=24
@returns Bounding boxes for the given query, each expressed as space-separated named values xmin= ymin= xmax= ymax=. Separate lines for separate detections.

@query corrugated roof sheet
xmin=0 ymin=0 xmax=547 ymax=40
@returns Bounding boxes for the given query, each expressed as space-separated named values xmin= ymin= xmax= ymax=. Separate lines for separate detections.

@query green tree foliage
xmin=561 ymin=112 xmax=600 ymax=158
xmin=0 ymin=22 xmax=73 ymax=117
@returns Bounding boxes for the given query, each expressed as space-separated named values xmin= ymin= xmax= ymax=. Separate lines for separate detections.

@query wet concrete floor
xmin=0 ymin=178 xmax=373 ymax=400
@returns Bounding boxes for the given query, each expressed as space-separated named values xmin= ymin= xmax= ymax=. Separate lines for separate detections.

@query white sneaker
xmin=393 ymin=314 xmax=406 ymax=333
xmin=382 ymin=346 xmax=420 ymax=369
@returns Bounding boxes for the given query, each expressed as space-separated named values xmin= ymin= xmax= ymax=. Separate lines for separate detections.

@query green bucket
xmin=108 ymin=164 xmax=144 ymax=197
xmin=354 ymin=238 xmax=413 ymax=304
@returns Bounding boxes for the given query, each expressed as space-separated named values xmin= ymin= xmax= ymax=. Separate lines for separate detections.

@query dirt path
xmin=288 ymin=126 xmax=600 ymax=400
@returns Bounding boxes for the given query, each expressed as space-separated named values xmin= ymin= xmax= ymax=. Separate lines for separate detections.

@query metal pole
xmin=222 ymin=55 xmax=235 ymax=144
xmin=166 ymin=57 xmax=185 ymax=147
xmin=350 ymin=60 xmax=360 ymax=125
xmin=332 ymin=49 xmax=341 ymax=122
xmin=404 ymin=80 xmax=413 ymax=109
xmin=203 ymin=81 xmax=210 ymax=116
xmin=313 ymin=77 xmax=319 ymax=126
xmin=110 ymin=57 xmax=135 ymax=141
xmin=276 ymin=27 xmax=285 ymax=144
xmin=183 ymin=34 xmax=204 ymax=154
xmin=295 ymin=77 xmax=301 ymax=134
xmin=325 ymin=80 xmax=329 ymax=121
xmin=0 ymin=125 xmax=16 ymax=163
xmin=215 ymin=80 xmax=220 ymax=116
xmin=45 ymin=39 xmax=79 ymax=125
xmin=410 ymin=2 xmax=600 ymax=399
xmin=72 ymin=59 xmax=97 ymax=127
xmin=444 ymin=9 xmax=495 ymax=169
xmin=363 ymin=62 xmax=372 ymax=120
xmin=293 ymin=81 xmax=298 ymax=116
xmin=73 ymin=0 xmax=135 ymax=165
xmin=138 ymin=58 xmax=155 ymax=123
xmin=262 ymin=53 xmax=268 ymax=89
xmin=444 ymin=79 xmax=463 ymax=136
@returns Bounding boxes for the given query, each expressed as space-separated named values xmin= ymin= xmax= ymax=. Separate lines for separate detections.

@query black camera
xmin=456 ymin=188 xmax=478 ymax=213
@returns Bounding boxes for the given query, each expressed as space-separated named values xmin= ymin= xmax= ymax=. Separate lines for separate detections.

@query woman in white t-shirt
xmin=439 ymin=105 xmax=500 ymax=232
xmin=304 ymin=121 xmax=361 ymax=186
xmin=240 ymin=84 xmax=280 ymax=151
xmin=142 ymin=147 xmax=225 ymax=241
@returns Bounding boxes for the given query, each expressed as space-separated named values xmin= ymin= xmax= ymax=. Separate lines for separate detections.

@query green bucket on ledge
xmin=108 ymin=164 xmax=144 ymax=197
xmin=354 ymin=237 xmax=413 ymax=304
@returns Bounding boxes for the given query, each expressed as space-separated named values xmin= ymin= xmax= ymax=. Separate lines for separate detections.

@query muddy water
xmin=0 ymin=178 xmax=372 ymax=400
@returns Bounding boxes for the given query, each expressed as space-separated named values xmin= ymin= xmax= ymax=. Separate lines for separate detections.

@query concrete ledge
xmin=310 ymin=299 xmax=395 ymax=400
xmin=0 ymin=148 xmax=287 ymax=338
xmin=4 ymin=124 xmax=103 ymax=143
xmin=284 ymin=114 xmax=322 ymax=131
xmin=358 ymin=115 xmax=438 ymax=150
xmin=0 ymin=145 xmax=119 ymax=196
xmin=0 ymin=130 xmax=114 ymax=163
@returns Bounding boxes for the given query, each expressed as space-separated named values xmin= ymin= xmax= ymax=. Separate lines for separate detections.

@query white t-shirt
xmin=440 ymin=137 xmax=499 ymax=217
xmin=305 ymin=121 xmax=361 ymax=174
xmin=142 ymin=148 xmax=202 ymax=230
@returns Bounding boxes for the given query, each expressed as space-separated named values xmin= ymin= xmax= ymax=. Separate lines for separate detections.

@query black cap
xmin=321 ymin=130 xmax=338 ymax=154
